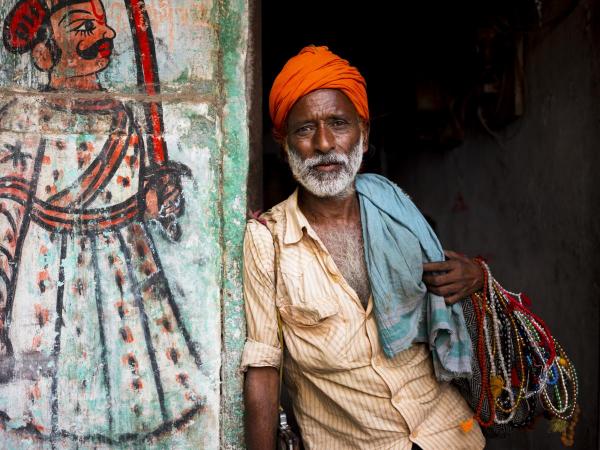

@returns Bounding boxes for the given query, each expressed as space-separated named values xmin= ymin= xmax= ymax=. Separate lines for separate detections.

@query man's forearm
xmin=244 ymin=366 xmax=280 ymax=450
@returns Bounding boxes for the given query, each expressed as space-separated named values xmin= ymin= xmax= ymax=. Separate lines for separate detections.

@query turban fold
xmin=269 ymin=45 xmax=369 ymax=140
xmin=3 ymin=0 xmax=49 ymax=53
xmin=3 ymin=0 xmax=89 ymax=53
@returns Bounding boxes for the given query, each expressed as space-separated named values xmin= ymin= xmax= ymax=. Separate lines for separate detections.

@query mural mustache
xmin=77 ymin=37 xmax=113 ymax=60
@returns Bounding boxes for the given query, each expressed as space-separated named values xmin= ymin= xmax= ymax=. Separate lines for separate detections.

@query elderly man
xmin=242 ymin=46 xmax=486 ymax=449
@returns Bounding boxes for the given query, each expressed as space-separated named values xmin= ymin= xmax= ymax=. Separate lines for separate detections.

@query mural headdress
xmin=3 ymin=0 xmax=89 ymax=53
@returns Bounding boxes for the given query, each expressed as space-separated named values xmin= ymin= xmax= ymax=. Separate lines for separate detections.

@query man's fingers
xmin=444 ymin=249 xmax=467 ymax=260
xmin=428 ymin=282 xmax=463 ymax=297
xmin=163 ymin=205 xmax=179 ymax=216
xmin=423 ymin=261 xmax=453 ymax=272
xmin=423 ymin=272 xmax=453 ymax=287
xmin=162 ymin=187 xmax=181 ymax=200
xmin=162 ymin=199 xmax=183 ymax=214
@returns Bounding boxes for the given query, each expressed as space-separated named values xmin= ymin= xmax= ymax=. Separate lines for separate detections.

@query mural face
xmin=0 ymin=0 xmax=214 ymax=445
xmin=46 ymin=0 xmax=116 ymax=81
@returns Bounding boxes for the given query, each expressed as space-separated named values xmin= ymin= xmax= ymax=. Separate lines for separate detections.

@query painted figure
xmin=0 ymin=0 xmax=203 ymax=442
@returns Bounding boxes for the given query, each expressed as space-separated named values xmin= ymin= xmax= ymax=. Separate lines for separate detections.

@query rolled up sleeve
xmin=240 ymin=220 xmax=281 ymax=372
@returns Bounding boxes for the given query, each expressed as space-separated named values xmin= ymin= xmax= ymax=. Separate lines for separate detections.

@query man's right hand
xmin=244 ymin=366 xmax=280 ymax=450
xmin=422 ymin=250 xmax=484 ymax=305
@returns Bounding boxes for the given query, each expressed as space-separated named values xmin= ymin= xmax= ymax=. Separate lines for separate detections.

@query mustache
xmin=76 ymin=38 xmax=113 ymax=60
xmin=304 ymin=152 xmax=349 ymax=169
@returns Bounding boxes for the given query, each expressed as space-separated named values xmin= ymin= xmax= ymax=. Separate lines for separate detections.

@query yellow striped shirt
xmin=241 ymin=189 xmax=485 ymax=450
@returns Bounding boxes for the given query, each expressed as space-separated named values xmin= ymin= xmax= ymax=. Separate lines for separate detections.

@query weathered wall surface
xmin=392 ymin=1 xmax=599 ymax=449
xmin=0 ymin=0 xmax=247 ymax=448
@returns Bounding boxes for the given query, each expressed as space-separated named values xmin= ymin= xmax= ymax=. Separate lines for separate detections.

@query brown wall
xmin=390 ymin=1 xmax=600 ymax=448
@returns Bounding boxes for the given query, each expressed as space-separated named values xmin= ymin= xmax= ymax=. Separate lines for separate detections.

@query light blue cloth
xmin=355 ymin=173 xmax=472 ymax=381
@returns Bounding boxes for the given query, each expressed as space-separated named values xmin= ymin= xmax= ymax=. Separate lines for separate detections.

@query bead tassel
xmin=469 ymin=259 xmax=579 ymax=441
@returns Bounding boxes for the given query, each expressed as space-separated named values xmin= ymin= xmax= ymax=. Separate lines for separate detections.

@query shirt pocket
xmin=277 ymin=270 xmax=348 ymax=371
xmin=278 ymin=270 xmax=338 ymax=326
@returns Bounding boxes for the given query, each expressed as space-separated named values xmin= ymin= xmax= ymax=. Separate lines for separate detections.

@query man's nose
xmin=103 ymin=25 xmax=116 ymax=40
xmin=313 ymin=122 xmax=335 ymax=153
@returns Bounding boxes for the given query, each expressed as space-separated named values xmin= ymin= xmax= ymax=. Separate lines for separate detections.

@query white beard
xmin=286 ymin=136 xmax=364 ymax=198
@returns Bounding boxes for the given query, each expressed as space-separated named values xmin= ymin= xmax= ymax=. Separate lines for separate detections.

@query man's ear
xmin=32 ymin=42 xmax=54 ymax=72
xmin=279 ymin=138 xmax=289 ymax=163
xmin=360 ymin=120 xmax=370 ymax=153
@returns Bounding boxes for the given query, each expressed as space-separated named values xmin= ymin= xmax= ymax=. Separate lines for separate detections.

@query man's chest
xmin=274 ymin=229 xmax=374 ymax=371
xmin=313 ymin=224 xmax=371 ymax=308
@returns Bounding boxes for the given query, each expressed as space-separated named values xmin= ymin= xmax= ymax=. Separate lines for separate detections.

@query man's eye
xmin=72 ymin=20 xmax=96 ymax=36
xmin=294 ymin=125 xmax=314 ymax=136
xmin=329 ymin=120 xmax=349 ymax=129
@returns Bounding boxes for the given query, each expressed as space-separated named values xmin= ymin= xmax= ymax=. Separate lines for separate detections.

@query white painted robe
xmin=0 ymin=97 xmax=205 ymax=443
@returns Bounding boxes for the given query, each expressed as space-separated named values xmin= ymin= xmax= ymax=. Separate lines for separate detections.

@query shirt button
xmin=410 ymin=429 xmax=419 ymax=440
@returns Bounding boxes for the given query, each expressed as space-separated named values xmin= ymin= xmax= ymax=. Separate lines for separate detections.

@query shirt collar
xmin=283 ymin=188 xmax=320 ymax=245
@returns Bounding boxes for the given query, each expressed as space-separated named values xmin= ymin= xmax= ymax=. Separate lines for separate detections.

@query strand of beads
xmin=470 ymin=268 xmax=497 ymax=428
xmin=470 ymin=258 xmax=578 ymax=432
xmin=488 ymin=278 xmax=517 ymax=424
xmin=541 ymin=340 xmax=578 ymax=421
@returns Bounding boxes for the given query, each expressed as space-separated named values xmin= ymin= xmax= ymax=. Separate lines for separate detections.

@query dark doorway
xmin=261 ymin=1 xmax=545 ymax=210
xmin=260 ymin=2 xmax=598 ymax=450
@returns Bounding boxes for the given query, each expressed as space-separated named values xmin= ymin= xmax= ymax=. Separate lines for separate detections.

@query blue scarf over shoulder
xmin=355 ymin=174 xmax=472 ymax=381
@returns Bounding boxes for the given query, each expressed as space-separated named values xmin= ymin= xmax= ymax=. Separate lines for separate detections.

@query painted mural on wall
xmin=0 ymin=0 xmax=235 ymax=447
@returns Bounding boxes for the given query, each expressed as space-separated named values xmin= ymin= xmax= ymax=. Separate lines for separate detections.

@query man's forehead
xmin=50 ymin=0 xmax=108 ymax=28
xmin=288 ymin=89 xmax=358 ymax=121
xmin=49 ymin=0 xmax=91 ymax=15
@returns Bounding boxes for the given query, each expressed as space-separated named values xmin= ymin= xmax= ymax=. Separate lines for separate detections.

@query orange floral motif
xmin=140 ymin=260 xmax=155 ymax=276
xmin=114 ymin=300 xmax=129 ymax=317
xmin=71 ymin=278 xmax=85 ymax=296
xmin=115 ymin=269 xmax=125 ymax=287
xmin=30 ymin=383 xmax=41 ymax=399
xmin=166 ymin=347 xmax=179 ymax=364
xmin=176 ymin=373 xmax=189 ymax=387
xmin=37 ymin=270 xmax=49 ymax=282
xmin=117 ymin=175 xmax=131 ymax=187
xmin=30 ymin=420 xmax=45 ymax=433
xmin=120 ymin=326 xmax=134 ymax=343
xmin=32 ymin=335 xmax=42 ymax=348
xmin=122 ymin=353 xmax=139 ymax=373
xmin=131 ymin=378 xmax=143 ymax=391
xmin=4 ymin=230 xmax=14 ymax=244
xmin=77 ymin=152 xmax=92 ymax=168
xmin=33 ymin=304 xmax=49 ymax=327
xmin=184 ymin=392 xmax=197 ymax=402
xmin=156 ymin=315 xmax=173 ymax=333
xmin=125 ymin=155 xmax=138 ymax=168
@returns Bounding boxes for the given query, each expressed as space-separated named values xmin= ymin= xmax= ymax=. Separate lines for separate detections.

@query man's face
xmin=49 ymin=0 xmax=116 ymax=78
xmin=285 ymin=89 xmax=368 ymax=198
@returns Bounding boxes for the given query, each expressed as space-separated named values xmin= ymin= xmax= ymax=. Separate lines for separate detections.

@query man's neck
xmin=49 ymin=74 xmax=101 ymax=91
xmin=298 ymin=185 xmax=360 ymax=227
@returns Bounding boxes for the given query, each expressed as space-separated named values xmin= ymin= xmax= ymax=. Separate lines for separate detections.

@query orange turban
xmin=269 ymin=45 xmax=369 ymax=141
